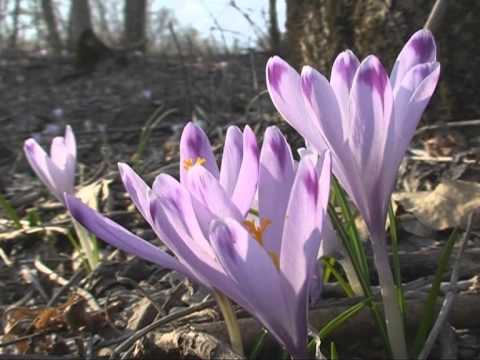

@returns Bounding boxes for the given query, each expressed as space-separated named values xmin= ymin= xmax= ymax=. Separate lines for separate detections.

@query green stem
xmin=71 ymin=217 xmax=100 ymax=271
xmin=371 ymin=232 xmax=408 ymax=359
xmin=213 ymin=290 xmax=244 ymax=356
xmin=339 ymin=257 xmax=364 ymax=296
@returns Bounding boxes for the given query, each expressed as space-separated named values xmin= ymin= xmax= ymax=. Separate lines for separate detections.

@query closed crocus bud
xmin=24 ymin=125 xmax=76 ymax=204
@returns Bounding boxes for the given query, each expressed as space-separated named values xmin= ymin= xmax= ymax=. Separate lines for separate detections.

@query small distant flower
xmin=52 ymin=108 xmax=64 ymax=119
xmin=141 ymin=89 xmax=152 ymax=99
xmin=65 ymin=125 xmax=332 ymax=358
xmin=24 ymin=125 xmax=76 ymax=203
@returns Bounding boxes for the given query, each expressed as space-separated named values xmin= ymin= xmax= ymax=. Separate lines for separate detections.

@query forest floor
xmin=1 ymin=50 xmax=480 ymax=359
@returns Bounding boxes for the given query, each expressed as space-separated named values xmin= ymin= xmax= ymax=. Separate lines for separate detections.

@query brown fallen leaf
xmin=393 ymin=180 xmax=480 ymax=231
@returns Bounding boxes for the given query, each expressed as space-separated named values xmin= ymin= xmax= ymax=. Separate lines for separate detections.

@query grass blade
xmin=322 ymin=258 xmax=354 ymax=297
xmin=330 ymin=342 xmax=338 ymax=360
xmin=0 ymin=193 xmax=22 ymax=229
xmin=413 ymin=228 xmax=459 ymax=355
xmin=319 ymin=299 xmax=369 ymax=338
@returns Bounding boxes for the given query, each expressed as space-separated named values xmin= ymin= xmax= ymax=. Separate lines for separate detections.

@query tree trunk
xmin=269 ymin=0 xmax=281 ymax=53
xmin=124 ymin=0 xmax=147 ymax=51
xmin=67 ymin=0 xmax=92 ymax=50
xmin=285 ymin=0 xmax=480 ymax=123
xmin=9 ymin=0 xmax=21 ymax=48
xmin=41 ymin=0 xmax=62 ymax=54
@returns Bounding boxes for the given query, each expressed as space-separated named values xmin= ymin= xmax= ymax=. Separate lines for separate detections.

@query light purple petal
xmin=330 ymin=50 xmax=360 ymax=122
xmin=266 ymin=56 xmax=326 ymax=152
xmin=219 ymin=126 xmax=243 ymax=196
xmin=301 ymin=65 xmax=345 ymax=153
xmin=179 ymin=122 xmax=219 ymax=183
xmin=64 ymin=125 xmax=77 ymax=159
xmin=392 ymin=62 xmax=440 ymax=158
xmin=230 ymin=126 xmax=259 ymax=216
xmin=258 ymin=126 xmax=295 ymax=254
xmin=149 ymin=194 xmax=252 ymax=310
xmin=184 ymin=164 xmax=243 ymax=222
xmin=345 ymin=56 xmax=394 ymax=224
xmin=65 ymin=194 xmax=187 ymax=275
xmin=118 ymin=162 xmax=152 ymax=223
xmin=390 ymin=29 xmax=436 ymax=91
xmin=209 ymin=218 xmax=296 ymax=353
xmin=279 ymin=154 xmax=329 ymax=352
xmin=24 ymin=138 xmax=71 ymax=202
xmin=151 ymin=173 xmax=215 ymax=256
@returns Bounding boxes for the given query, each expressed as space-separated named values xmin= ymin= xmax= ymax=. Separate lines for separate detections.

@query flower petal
xmin=65 ymin=194 xmax=187 ymax=275
xmin=209 ymin=218 xmax=296 ymax=353
xmin=118 ymin=162 xmax=152 ymax=223
xmin=390 ymin=29 xmax=436 ymax=91
xmin=179 ymin=122 xmax=219 ymax=183
xmin=230 ymin=126 xmax=259 ymax=216
xmin=219 ymin=126 xmax=243 ymax=196
xmin=301 ymin=65 xmax=345 ymax=155
xmin=184 ymin=164 xmax=243 ymax=221
xmin=64 ymin=125 xmax=77 ymax=159
xmin=266 ymin=56 xmax=325 ymax=151
xmin=151 ymin=173 xmax=215 ymax=255
xmin=330 ymin=50 xmax=360 ymax=122
xmin=149 ymin=194 xmax=251 ymax=310
xmin=279 ymin=153 xmax=330 ymax=352
xmin=258 ymin=126 xmax=295 ymax=254
xmin=24 ymin=138 xmax=69 ymax=202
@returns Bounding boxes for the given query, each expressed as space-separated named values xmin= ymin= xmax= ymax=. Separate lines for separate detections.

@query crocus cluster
xmin=66 ymin=122 xmax=331 ymax=358
xmin=266 ymin=29 xmax=439 ymax=358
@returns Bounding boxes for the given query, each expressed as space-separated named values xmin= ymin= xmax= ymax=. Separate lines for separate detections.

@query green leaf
xmin=0 ymin=193 xmax=22 ymax=229
xmin=248 ymin=328 xmax=267 ymax=360
xmin=330 ymin=342 xmax=338 ymax=360
xmin=322 ymin=258 xmax=354 ymax=297
xmin=413 ymin=228 xmax=459 ymax=355
xmin=133 ymin=107 xmax=177 ymax=166
xmin=319 ymin=299 xmax=369 ymax=339
xmin=331 ymin=178 xmax=369 ymax=281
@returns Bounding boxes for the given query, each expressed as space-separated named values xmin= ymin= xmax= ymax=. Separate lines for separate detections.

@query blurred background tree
xmin=0 ymin=0 xmax=478 ymax=122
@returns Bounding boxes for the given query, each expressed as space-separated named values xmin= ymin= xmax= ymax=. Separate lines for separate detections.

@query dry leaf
xmin=76 ymin=178 xmax=112 ymax=211
xmin=393 ymin=180 xmax=480 ymax=230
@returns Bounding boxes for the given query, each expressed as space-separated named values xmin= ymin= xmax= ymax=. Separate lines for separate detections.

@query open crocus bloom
xmin=266 ymin=29 xmax=440 ymax=239
xmin=179 ymin=122 xmax=258 ymax=216
xmin=65 ymin=124 xmax=331 ymax=358
xmin=24 ymin=125 xmax=76 ymax=203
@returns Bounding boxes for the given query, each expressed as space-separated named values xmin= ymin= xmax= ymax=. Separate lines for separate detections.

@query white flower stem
xmin=371 ymin=233 xmax=408 ymax=359
xmin=339 ymin=257 xmax=364 ymax=296
xmin=213 ymin=290 xmax=245 ymax=356
xmin=71 ymin=217 xmax=100 ymax=271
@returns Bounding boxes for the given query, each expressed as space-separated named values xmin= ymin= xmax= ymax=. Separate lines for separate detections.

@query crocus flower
xmin=266 ymin=29 xmax=439 ymax=359
xmin=266 ymin=29 xmax=439 ymax=241
xmin=65 ymin=125 xmax=331 ymax=358
xmin=24 ymin=125 xmax=76 ymax=203
xmin=179 ymin=122 xmax=258 ymax=217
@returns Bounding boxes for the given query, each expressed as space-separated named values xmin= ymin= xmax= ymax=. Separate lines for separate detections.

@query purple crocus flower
xmin=179 ymin=122 xmax=258 ymax=217
xmin=266 ymin=29 xmax=439 ymax=240
xmin=266 ymin=29 xmax=439 ymax=359
xmin=24 ymin=125 xmax=76 ymax=203
xmin=65 ymin=125 xmax=331 ymax=358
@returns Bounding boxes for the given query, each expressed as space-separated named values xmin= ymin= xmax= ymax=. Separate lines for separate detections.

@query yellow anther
xmin=183 ymin=157 xmax=207 ymax=170
xmin=242 ymin=218 xmax=271 ymax=246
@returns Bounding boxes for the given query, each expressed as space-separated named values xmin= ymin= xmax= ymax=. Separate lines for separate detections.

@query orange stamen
xmin=183 ymin=157 xmax=207 ymax=170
